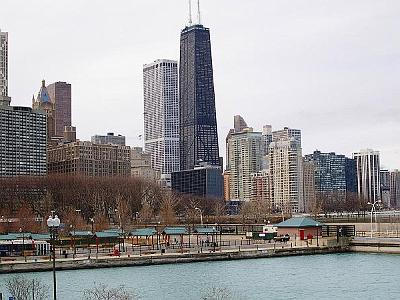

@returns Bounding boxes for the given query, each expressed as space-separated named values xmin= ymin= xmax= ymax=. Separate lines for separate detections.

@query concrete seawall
xmin=349 ymin=237 xmax=400 ymax=254
xmin=0 ymin=246 xmax=347 ymax=274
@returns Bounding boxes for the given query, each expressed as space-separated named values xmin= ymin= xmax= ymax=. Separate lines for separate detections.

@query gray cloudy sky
xmin=1 ymin=0 xmax=399 ymax=169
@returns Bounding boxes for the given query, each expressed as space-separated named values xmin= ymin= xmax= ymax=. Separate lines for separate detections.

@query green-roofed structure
xmin=130 ymin=228 xmax=158 ymax=246
xmin=162 ymin=227 xmax=188 ymax=235
xmin=276 ymin=217 xmax=323 ymax=240
xmin=31 ymin=233 xmax=51 ymax=241
xmin=130 ymin=228 xmax=157 ymax=237
xmin=162 ymin=227 xmax=188 ymax=246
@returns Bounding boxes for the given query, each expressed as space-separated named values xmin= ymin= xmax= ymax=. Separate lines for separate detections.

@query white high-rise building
xmin=353 ymin=149 xmax=381 ymax=203
xmin=143 ymin=59 xmax=179 ymax=186
xmin=0 ymin=30 xmax=11 ymax=106
xmin=269 ymin=128 xmax=304 ymax=213
xmin=227 ymin=128 xmax=263 ymax=201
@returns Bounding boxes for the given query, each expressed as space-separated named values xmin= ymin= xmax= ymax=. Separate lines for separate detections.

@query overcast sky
xmin=1 ymin=0 xmax=399 ymax=169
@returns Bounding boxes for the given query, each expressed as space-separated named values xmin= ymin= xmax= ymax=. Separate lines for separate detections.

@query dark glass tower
xmin=179 ymin=24 xmax=220 ymax=170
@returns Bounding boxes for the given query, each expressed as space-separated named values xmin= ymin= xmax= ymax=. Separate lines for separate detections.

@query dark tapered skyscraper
xmin=179 ymin=24 xmax=220 ymax=170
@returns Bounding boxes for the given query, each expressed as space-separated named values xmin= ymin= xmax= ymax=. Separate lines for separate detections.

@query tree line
xmin=0 ymin=175 xmax=225 ymax=233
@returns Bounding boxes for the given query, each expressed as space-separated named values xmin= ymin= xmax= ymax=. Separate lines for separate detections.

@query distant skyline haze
xmin=1 ymin=0 xmax=399 ymax=169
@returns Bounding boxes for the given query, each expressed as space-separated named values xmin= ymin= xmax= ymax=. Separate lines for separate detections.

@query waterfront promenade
xmin=0 ymin=236 xmax=345 ymax=273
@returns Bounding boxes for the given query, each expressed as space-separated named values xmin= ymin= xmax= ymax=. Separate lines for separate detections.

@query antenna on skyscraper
xmin=188 ymin=0 xmax=193 ymax=25
xmin=197 ymin=0 xmax=201 ymax=24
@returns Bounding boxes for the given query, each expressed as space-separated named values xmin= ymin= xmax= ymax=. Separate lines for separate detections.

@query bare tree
xmin=17 ymin=202 xmax=41 ymax=233
xmin=159 ymin=192 xmax=178 ymax=225
xmin=93 ymin=212 xmax=110 ymax=232
xmin=64 ymin=208 xmax=87 ymax=231
xmin=83 ymin=283 xmax=137 ymax=300
xmin=5 ymin=275 xmax=49 ymax=300
xmin=115 ymin=194 xmax=131 ymax=230
xmin=213 ymin=201 xmax=227 ymax=223
xmin=138 ymin=200 xmax=153 ymax=224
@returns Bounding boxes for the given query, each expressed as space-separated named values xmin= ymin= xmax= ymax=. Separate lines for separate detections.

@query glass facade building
xmin=179 ymin=24 xmax=220 ymax=170
xmin=171 ymin=164 xmax=223 ymax=199
xmin=304 ymin=151 xmax=357 ymax=196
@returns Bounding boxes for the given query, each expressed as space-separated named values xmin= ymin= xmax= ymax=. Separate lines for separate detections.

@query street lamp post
xmin=90 ymin=218 xmax=95 ymax=233
xmin=367 ymin=200 xmax=381 ymax=238
xmin=19 ymin=227 xmax=26 ymax=262
xmin=194 ymin=207 xmax=203 ymax=226
xmin=47 ymin=214 xmax=60 ymax=300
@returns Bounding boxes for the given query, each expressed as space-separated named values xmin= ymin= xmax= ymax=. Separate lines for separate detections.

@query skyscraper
xmin=179 ymin=23 xmax=220 ymax=170
xmin=143 ymin=59 xmax=180 ymax=184
xmin=269 ymin=127 xmax=303 ymax=213
xmin=0 ymin=105 xmax=47 ymax=177
xmin=0 ymin=29 xmax=11 ymax=106
xmin=227 ymin=128 xmax=263 ymax=201
xmin=269 ymin=139 xmax=304 ymax=213
xmin=225 ymin=115 xmax=248 ymax=170
xmin=32 ymin=80 xmax=56 ymax=140
xmin=353 ymin=149 xmax=381 ymax=203
xmin=345 ymin=158 xmax=357 ymax=193
xmin=380 ymin=169 xmax=391 ymax=207
xmin=302 ymin=159 xmax=316 ymax=212
xmin=390 ymin=170 xmax=400 ymax=208
xmin=47 ymin=81 xmax=71 ymax=137
xmin=304 ymin=151 xmax=347 ymax=194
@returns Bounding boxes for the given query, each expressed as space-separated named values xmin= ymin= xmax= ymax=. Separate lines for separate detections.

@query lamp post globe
xmin=47 ymin=215 xmax=54 ymax=227
xmin=54 ymin=215 xmax=60 ymax=227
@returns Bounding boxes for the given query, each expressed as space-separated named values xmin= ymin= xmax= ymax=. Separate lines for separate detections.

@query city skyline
xmin=1 ymin=0 xmax=399 ymax=169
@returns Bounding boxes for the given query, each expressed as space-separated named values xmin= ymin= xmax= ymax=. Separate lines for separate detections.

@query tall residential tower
xmin=353 ymin=149 xmax=381 ymax=203
xmin=143 ymin=59 xmax=180 ymax=185
xmin=47 ymin=81 xmax=71 ymax=137
xmin=269 ymin=128 xmax=304 ymax=213
xmin=0 ymin=30 xmax=11 ymax=106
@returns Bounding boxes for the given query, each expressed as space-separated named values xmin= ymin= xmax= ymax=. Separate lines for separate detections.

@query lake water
xmin=0 ymin=253 xmax=399 ymax=299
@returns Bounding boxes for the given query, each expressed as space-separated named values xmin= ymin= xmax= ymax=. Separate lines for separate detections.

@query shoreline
xmin=0 ymin=246 xmax=347 ymax=274
xmin=1 ymin=237 xmax=399 ymax=274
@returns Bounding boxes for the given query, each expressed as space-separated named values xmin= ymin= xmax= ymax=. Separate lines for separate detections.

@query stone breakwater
xmin=0 ymin=246 xmax=347 ymax=274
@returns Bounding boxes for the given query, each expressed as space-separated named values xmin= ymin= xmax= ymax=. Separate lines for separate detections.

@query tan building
xmin=269 ymin=138 xmax=304 ymax=213
xmin=227 ymin=128 xmax=263 ymax=201
xmin=131 ymin=147 xmax=158 ymax=181
xmin=223 ymin=170 xmax=230 ymax=201
xmin=250 ymin=170 xmax=271 ymax=208
xmin=48 ymin=141 xmax=131 ymax=176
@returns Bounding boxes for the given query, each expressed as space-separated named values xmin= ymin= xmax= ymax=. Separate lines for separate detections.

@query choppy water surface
xmin=1 ymin=253 xmax=399 ymax=299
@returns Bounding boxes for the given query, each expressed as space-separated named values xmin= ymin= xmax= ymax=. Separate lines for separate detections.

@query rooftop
xmin=276 ymin=217 xmax=323 ymax=228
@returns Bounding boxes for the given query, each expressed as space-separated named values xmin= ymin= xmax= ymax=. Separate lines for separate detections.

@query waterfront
xmin=1 ymin=253 xmax=399 ymax=299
